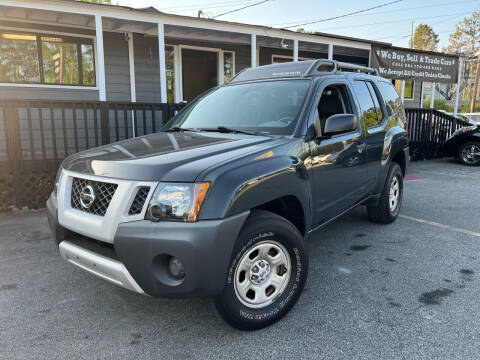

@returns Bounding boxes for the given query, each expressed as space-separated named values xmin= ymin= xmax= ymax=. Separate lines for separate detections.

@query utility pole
xmin=410 ymin=20 xmax=414 ymax=48
xmin=471 ymin=55 xmax=480 ymax=112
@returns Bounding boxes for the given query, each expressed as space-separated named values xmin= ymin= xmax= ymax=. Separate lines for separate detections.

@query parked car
xmin=445 ymin=124 xmax=480 ymax=165
xmin=447 ymin=113 xmax=479 ymax=126
xmin=47 ymin=60 xmax=409 ymax=330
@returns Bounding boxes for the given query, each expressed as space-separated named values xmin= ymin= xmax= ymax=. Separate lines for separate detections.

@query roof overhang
xmin=0 ymin=0 xmax=378 ymax=50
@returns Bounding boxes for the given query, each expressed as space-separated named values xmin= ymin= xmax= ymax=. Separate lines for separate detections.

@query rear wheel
xmin=459 ymin=141 xmax=480 ymax=166
xmin=367 ymin=163 xmax=403 ymax=224
xmin=214 ymin=210 xmax=308 ymax=330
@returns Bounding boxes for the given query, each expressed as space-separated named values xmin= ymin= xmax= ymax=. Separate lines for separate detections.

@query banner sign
xmin=371 ymin=46 xmax=459 ymax=83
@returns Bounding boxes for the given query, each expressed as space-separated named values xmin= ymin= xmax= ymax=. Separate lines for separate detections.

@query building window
xmin=394 ymin=80 xmax=414 ymax=99
xmin=223 ymin=51 xmax=234 ymax=83
xmin=0 ymin=31 xmax=95 ymax=86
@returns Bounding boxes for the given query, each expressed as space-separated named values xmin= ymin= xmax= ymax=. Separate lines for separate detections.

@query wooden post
xmin=471 ymin=56 xmax=480 ymax=112
xmin=430 ymin=82 xmax=435 ymax=109
xmin=328 ymin=44 xmax=333 ymax=60
xmin=251 ymin=34 xmax=257 ymax=68
xmin=454 ymin=58 xmax=463 ymax=116
xmin=293 ymin=39 xmax=299 ymax=62
xmin=5 ymin=103 xmax=23 ymax=208
xmin=95 ymin=15 xmax=106 ymax=102
xmin=400 ymin=80 xmax=406 ymax=104
xmin=157 ymin=23 xmax=167 ymax=103
xmin=99 ymin=101 xmax=110 ymax=145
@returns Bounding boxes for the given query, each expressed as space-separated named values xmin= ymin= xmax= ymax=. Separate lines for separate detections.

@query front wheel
xmin=459 ymin=141 xmax=480 ymax=166
xmin=367 ymin=163 xmax=403 ymax=224
xmin=214 ymin=210 xmax=308 ymax=330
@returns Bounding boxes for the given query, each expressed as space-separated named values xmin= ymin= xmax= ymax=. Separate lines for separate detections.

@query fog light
xmin=168 ymin=257 xmax=185 ymax=279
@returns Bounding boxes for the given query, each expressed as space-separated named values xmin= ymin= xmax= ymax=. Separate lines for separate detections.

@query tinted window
xmin=366 ymin=82 xmax=383 ymax=123
xmin=376 ymin=81 xmax=404 ymax=120
xmin=170 ymin=80 xmax=311 ymax=135
xmin=351 ymin=81 xmax=380 ymax=128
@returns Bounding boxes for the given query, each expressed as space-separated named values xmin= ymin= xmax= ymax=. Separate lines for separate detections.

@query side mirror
xmin=323 ymin=114 xmax=357 ymax=136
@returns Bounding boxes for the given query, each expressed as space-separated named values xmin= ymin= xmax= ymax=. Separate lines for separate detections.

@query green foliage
xmin=410 ymin=24 xmax=439 ymax=51
xmin=422 ymin=97 xmax=453 ymax=111
xmin=461 ymin=102 xmax=480 ymax=112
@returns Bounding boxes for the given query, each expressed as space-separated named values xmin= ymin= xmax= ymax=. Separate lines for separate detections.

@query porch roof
xmin=0 ymin=0 xmax=390 ymax=50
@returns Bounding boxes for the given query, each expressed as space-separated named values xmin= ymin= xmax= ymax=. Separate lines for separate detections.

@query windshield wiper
xmin=165 ymin=127 xmax=201 ymax=133
xmin=201 ymin=126 xmax=259 ymax=135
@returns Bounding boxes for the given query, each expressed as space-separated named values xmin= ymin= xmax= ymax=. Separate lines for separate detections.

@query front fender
xmin=197 ymin=155 xmax=312 ymax=231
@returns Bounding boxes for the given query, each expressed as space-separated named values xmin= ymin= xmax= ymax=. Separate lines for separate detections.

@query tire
xmin=214 ymin=210 xmax=308 ymax=330
xmin=367 ymin=163 xmax=403 ymax=224
xmin=458 ymin=141 xmax=480 ymax=166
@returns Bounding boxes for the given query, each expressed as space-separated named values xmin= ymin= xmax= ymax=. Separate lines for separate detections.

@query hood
xmin=62 ymin=131 xmax=285 ymax=182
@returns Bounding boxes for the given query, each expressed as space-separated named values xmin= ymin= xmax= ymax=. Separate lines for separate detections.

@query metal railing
xmin=405 ymin=108 xmax=470 ymax=161
xmin=0 ymin=101 xmax=472 ymax=211
xmin=0 ymin=100 xmax=185 ymax=211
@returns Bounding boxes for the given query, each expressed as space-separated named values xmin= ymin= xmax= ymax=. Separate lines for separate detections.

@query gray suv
xmin=47 ymin=59 xmax=409 ymax=330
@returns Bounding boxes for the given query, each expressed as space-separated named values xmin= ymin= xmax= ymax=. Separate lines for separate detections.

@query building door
xmin=181 ymin=48 xmax=218 ymax=101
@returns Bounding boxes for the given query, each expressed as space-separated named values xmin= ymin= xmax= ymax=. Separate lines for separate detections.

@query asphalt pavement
xmin=1 ymin=159 xmax=480 ymax=360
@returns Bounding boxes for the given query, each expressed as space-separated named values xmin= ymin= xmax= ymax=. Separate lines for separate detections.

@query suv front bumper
xmin=47 ymin=194 xmax=249 ymax=298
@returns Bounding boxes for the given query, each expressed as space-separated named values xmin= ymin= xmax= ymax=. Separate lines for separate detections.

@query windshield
xmin=168 ymin=79 xmax=311 ymax=135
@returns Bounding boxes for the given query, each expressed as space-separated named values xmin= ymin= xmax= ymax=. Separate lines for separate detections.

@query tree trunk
xmin=470 ymin=56 xmax=480 ymax=112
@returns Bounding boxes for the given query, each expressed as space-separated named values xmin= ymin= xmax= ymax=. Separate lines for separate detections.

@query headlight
xmin=53 ymin=168 xmax=64 ymax=196
xmin=146 ymin=182 xmax=210 ymax=222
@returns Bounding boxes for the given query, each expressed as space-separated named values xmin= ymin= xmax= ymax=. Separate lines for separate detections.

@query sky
xmin=114 ymin=0 xmax=479 ymax=49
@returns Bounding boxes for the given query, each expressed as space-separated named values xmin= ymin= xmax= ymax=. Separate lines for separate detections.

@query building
xmin=0 ymin=0 xmax=423 ymax=107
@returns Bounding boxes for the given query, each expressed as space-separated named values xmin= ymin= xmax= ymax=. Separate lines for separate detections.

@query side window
xmin=366 ymin=82 xmax=383 ymax=123
xmin=351 ymin=80 xmax=381 ymax=128
xmin=317 ymin=84 xmax=353 ymax=132
xmin=376 ymin=81 xmax=404 ymax=120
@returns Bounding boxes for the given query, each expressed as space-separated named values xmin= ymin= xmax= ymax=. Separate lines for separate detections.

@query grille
xmin=71 ymin=178 xmax=118 ymax=216
xmin=128 ymin=186 xmax=150 ymax=215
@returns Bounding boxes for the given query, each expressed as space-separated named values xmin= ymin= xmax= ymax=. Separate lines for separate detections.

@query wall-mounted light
xmin=281 ymin=39 xmax=288 ymax=49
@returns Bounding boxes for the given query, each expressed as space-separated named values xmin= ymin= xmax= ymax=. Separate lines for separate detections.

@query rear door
xmin=350 ymin=79 xmax=387 ymax=191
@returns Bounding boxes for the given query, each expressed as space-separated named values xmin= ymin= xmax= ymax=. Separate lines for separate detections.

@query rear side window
xmin=376 ymin=81 xmax=405 ymax=120
xmin=351 ymin=80 xmax=381 ymax=128
xmin=366 ymin=82 xmax=383 ymax=122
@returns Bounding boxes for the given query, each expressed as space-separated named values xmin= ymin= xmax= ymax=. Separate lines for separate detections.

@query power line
xmin=213 ymin=0 xmax=271 ymax=18
xmin=160 ymin=0 xmax=258 ymax=11
xmin=356 ymin=11 xmax=472 ymax=39
xmin=313 ymin=11 xmax=472 ymax=33
xmin=281 ymin=0 xmax=403 ymax=29
xmin=270 ymin=0 xmax=478 ymax=27
xmin=372 ymin=15 xmax=469 ymax=43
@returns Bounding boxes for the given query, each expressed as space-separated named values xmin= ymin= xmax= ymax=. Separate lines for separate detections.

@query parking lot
xmin=1 ymin=159 xmax=479 ymax=360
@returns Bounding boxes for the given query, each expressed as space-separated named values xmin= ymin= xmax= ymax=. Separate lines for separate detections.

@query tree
xmin=445 ymin=11 xmax=480 ymax=55
xmin=409 ymin=24 xmax=439 ymax=51
xmin=78 ymin=0 xmax=112 ymax=4
xmin=444 ymin=12 xmax=480 ymax=111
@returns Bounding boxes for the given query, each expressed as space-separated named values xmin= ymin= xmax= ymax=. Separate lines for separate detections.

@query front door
xmin=182 ymin=48 xmax=218 ymax=101
xmin=307 ymin=81 xmax=370 ymax=226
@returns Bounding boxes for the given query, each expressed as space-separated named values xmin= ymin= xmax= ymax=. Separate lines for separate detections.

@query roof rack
xmin=336 ymin=61 xmax=378 ymax=75
xmin=303 ymin=59 xmax=378 ymax=76
xmin=229 ymin=58 xmax=378 ymax=83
